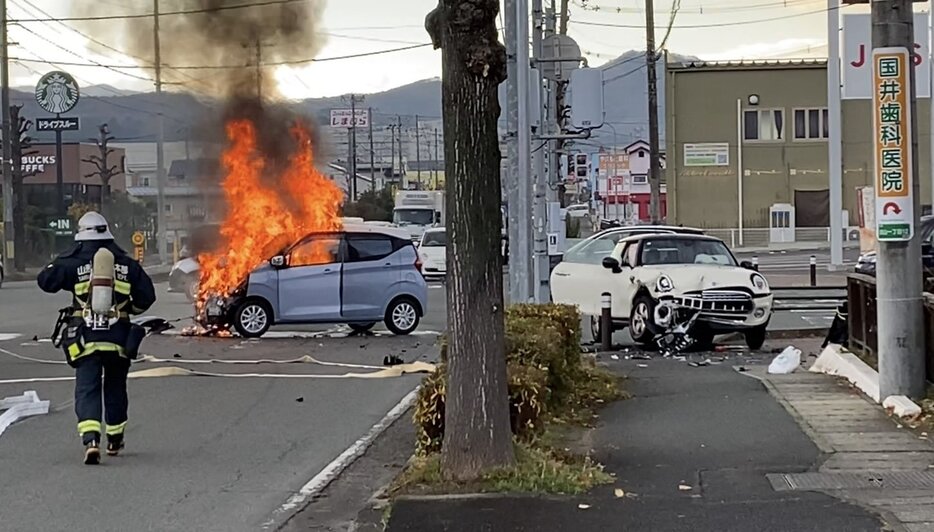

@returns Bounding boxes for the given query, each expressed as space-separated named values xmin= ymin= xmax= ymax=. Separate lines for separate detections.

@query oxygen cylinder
xmin=90 ymin=248 xmax=115 ymax=314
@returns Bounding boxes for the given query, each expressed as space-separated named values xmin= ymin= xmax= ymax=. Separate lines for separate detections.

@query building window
xmin=638 ymin=150 xmax=645 ymax=158
xmin=793 ymin=108 xmax=829 ymax=140
xmin=141 ymin=177 xmax=151 ymax=187
xmin=743 ymin=109 xmax=784 ymax=141
xmin=164 ymin=203 xmax=173 ymax=213
xmin=632 ymin=174 xmax=648 ymax=185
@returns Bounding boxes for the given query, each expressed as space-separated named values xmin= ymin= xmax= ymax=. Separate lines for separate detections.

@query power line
xmin=8 ymin=0 xmax=311 ymax=23
xmin=9 ymin=42 xmax=434 ymax=70
xmin=571 ymin=0 xmax=820 ymax=14
xmin=571 ymin=5 xmax=845 ymax=29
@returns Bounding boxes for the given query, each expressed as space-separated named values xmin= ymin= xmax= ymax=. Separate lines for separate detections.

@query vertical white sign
xmin=842 ymin=13 xmax=930 ymax=99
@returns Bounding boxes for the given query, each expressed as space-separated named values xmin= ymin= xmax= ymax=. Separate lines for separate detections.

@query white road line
xmin=261 ymin=386 xmax=421 ymax=530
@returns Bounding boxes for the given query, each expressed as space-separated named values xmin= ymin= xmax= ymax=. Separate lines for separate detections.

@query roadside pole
xmin=505 ymin=0 xmax=526 ymax=304
xmin=0 ymin=0 xmax=13 ymax=274
xmin=153 ymin=0 xmax=168 ymax=264
xmin=872 ymin=0 xmax=925 ymax=399
xmin=516 ymin=0 xmax=534 ymax=302
xmin=828 ymin=0 xmax=844 ymax=268
xmin=531 ymin=0 xmax=550 ymax=303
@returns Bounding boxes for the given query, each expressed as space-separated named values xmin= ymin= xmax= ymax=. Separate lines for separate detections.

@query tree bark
xmin=426 ymin=0 xmax=515 ymax=481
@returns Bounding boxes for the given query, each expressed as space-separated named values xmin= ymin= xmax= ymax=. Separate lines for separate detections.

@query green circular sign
xmin=35 ymin=71 xmax=80 ymax=114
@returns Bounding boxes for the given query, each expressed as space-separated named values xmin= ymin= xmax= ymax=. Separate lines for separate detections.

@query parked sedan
xmin=202 ymin=225 xmax=428 ymax=338
xmin=552 ymin=233 xmax=772 ymax=349
xmin=855 ymin=216 xmax=934 ymax=276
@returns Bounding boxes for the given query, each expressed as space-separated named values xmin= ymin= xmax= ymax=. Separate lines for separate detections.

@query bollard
xmin=751 ymin=255 xmax=759 ymax=271
xmin=601 ymin=292 xmax=612 ymax=352
xmin=809 ymin=255 xmax=817 ymax=287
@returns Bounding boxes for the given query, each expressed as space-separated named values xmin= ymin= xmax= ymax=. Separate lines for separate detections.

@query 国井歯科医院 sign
xmin=872 ymin=47 xmax=914 ymax=242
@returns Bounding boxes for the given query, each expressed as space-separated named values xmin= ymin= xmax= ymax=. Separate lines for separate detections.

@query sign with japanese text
xmin=329 ymin=109 xmax=369 ymax=128
xmin=872 ymin=47 xmax=914 ymax=241
xmin=36 ymin=117 xmax=79 ymax=132
xmin=683 ymin=143 xmax=729 ymax=167
xmin=843 ymin=13 xmax=930 ymax=99
xmin=597 ymin=152 xmax=629 ymax=176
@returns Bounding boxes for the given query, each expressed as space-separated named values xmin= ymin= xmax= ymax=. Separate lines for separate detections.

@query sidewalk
xmin=386 ymin=346 xmax=884 ymax=531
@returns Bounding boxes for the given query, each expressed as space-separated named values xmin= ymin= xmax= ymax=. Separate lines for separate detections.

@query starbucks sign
xmin=35 ymin=71 xmax=80 ymax=114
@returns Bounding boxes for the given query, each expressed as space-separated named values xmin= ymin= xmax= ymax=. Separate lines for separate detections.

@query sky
xmin=3 ymin=0 xmax=898 ymax=99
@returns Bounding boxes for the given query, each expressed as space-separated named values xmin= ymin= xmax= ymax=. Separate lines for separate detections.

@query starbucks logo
xmin=35 ymin=71 xmax=80 ymax=114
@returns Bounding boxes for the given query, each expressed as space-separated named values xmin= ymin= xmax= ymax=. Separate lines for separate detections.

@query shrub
xmin=507 ymin=304 xmax=583 ymax=380
xmin=505 ymin=316 xmax=572 ymax=405
xmin=414 ymin=362 xmax=549 ymax=455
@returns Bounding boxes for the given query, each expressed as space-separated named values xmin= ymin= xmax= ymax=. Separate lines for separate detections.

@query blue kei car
xmin=203 ymin=225 xmax=428 ymax=338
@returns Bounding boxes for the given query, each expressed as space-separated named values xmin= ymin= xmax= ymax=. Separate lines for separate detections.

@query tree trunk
xmin=426 ymin=0 xmax=515 ymax=481
xmin=100 ymin=178 xmax=111 ymax=218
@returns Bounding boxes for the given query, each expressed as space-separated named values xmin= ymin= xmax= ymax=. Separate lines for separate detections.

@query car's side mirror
xmin=602 ymin=257 xmax=622 ymax=273
xmin=270 ymin=255 xmax=286 ymax=268
xmin=740 ymin=260 xmax=756 ymax=270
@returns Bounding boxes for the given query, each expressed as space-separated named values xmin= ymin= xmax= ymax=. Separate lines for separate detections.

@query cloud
xmin=698 ymin=38 xmax=827 ymax=61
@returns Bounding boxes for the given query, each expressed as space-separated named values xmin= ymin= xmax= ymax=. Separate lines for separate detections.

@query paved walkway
xmin=387 ymin=356 xmax=882 ymax=531
xmin=749 ymin=365 xmax=934 ymax=532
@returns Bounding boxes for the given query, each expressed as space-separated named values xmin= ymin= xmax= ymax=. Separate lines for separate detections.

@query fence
xmin=847 ymin=274 xmax=934 ymax=382
xmin=703 ymin=227 xmax=861 ymax=249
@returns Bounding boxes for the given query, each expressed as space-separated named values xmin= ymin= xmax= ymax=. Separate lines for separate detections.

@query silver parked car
xmin=203 ymin=225 xmax=429 ymax=338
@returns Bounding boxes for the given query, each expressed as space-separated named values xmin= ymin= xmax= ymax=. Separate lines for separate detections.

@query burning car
xmin=551 ymin=233 xmax=772 ymax=349
xmin=199 ymin=225 xmax=428 ymax=338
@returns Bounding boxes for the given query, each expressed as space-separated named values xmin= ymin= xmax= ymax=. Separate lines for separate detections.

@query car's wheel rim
xmin=392 ymin=302 xmax=417 ymax=331
xmin=240 ymin=305 xmax=267 ymax=334
xmin=631 ymin=302 xmax=649 ymax=337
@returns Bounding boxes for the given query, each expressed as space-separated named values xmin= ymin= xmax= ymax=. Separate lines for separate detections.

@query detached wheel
xmin=385 ymin=298 xmax=420 ymax=335
xmin=629 ymin=295 xmax=658 ymax=344
xmin=349 ymin=322 xmax=376 ymax=334
xmin=745 ymin=325 xmax=768 ymax=350
xmin=233 ymin=299 xmax=272 ymax=338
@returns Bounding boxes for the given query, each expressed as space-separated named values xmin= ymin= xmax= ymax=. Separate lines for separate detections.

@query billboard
xmin=842 ymin=13 xmax=930 ymax=99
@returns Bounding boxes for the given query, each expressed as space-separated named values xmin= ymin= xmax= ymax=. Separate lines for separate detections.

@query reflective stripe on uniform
xmin=69 ymin=342 xmax=126 ymax=363
xmin=74 ymin=281 xmax=90 ymax=296
xmin=114 ymin=280 xmax=131 ymax=295
xmin=106 ymin=421 xmax=127 ymax=436
xmin=78 ymin=420 xmax=102 ymax=436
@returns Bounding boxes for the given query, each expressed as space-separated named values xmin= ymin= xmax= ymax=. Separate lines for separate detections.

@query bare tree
xmin=10 ymin=105 xmax=37 ymax=271
xmin=426 ymin=0 xmax=514 ymax=480
xmin=83 ymin=123 xmax=120 ymax=216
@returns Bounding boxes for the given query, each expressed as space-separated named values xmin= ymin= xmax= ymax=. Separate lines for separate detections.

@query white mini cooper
xmin=551 ymin=233 xmax=773 ymax=349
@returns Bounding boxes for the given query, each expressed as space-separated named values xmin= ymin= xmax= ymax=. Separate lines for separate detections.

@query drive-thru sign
xmin=872 ymin=47 xmax=913 ymax=241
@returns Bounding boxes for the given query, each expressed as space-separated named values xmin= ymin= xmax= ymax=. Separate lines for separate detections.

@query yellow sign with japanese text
xmin=872 ymin=47 xmax=914 ymax=241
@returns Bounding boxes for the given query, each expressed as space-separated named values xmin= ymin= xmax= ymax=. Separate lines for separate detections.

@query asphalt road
xmin=0 ymin=279 xmax=446 ymax=532
xmin=734 ymin=247 xmax=861 ymax=272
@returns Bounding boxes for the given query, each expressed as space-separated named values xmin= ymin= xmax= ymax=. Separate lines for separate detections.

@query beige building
xmin=665 ymin=59 xmax=933 ymax=231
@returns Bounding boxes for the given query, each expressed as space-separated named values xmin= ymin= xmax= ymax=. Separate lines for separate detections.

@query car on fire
xmin=550 ymin=233 xmax=773 ymax=349
xmin=200 ymin=224 xmax=428 ymax=338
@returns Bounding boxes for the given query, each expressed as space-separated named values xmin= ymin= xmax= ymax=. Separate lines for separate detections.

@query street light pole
xmin=153 ymin=0 xmax=167 ymax=263
xmin=0 ymin=0 xmax=13 ymax=273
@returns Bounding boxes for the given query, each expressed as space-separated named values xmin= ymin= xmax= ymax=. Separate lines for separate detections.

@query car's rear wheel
xmin=185 ymin=275 xmax=199 ymax=303
xmin=349 ymin=322 xmax=376 ymax=334
xmin=385 ymin=297 xmax=420 ymax=335
xmin=233 ymin=299 xmax=272 ymax=338
xmin=629 ymin=295 xmax=657 ymax=344
xmin=745 ymin=324 xmax=768 ymax=350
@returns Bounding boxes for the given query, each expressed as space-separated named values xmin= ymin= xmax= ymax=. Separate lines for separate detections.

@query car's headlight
xmin=751 ymin=273 xmax=768 ymax=291
xmin=656 ymin=274 xmax=674 ymax=293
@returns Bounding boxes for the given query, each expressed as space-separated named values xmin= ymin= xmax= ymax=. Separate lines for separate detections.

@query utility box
xmin=568 ymin=68 xmax=605 ymax=130
xmin=769 ymin=203 xmax=796 ymax=244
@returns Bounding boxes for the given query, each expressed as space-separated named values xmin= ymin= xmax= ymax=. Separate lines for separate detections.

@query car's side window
xmin=566 ymin=233 xmax=627 ymax=264
xmin=290 ymin=237 xmax=341 ymax=267
xmin=626 ymin=242 xmax=640 ymax=267
xmin=345 ymin=235 xmax=394 ymax=262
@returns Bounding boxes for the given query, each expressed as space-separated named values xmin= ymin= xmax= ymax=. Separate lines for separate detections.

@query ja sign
xmin=843 ymin=13 xmax=930 ymax=99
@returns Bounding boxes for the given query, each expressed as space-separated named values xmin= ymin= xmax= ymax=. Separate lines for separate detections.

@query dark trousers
xmin=74 ymin=353 xmax=131 ymax=445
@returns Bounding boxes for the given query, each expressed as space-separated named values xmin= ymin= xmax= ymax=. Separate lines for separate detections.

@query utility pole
xmin=828 ymin=0 xmax=844 ymax=268
xmin=0 ymin=0 xmax=13 ymax=273
xmin=531 ymin=0 xmax=549 ymax=303
xmin=872 ymin=0 xmax=925 ymax=399
xmin=415 ymin=115 xmax=422 ymax=190
xmin=509 ymin=0 xmax=533 ymax=303
xmin=645 ymin=0 xmax=662 ymax=223
xmin=368 ymin=108 xmax=375 ymax=191
xmin=559 ymin=0 xmax=569 ymax=34
xmin=389 ymin=123 xmax=396 ymax=187
xmin=397 ymin=115 xmax=405 ymax=189
xmin=153 ymin=0 xmax=167 ymax=263
xmin=254 ymin=39 xmax=262 ymax=99
xmin=434 ymin=128 xmax=440 ymax=189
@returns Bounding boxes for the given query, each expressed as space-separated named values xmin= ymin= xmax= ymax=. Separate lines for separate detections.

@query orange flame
xmin=197 ymin=118 xmax=343 ymax=305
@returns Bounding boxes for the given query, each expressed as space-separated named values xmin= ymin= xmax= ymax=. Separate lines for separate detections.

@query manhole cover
xmin=767 ymin=471 xmax=934 ymax=491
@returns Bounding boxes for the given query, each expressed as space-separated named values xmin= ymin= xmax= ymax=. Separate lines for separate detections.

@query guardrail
xmin=771 ymin=284 xmax=847 ymax=311
xmin=847 ymin=273 xmax=934 ymax=382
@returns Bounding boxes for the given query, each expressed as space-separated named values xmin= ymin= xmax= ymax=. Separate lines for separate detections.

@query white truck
xmin=393 ymin=190 xmax=445 ymax=241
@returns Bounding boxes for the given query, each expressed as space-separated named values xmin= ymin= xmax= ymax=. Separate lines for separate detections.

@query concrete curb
xmin=809 ymin=344 xmax=922 ymax=419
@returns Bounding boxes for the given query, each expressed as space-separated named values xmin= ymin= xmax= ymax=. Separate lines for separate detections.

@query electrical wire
xmin=571 ymin=0 xmax=821 ymax=15
xmin=571 ymin=4 xmax=845 ymax=29
xmin=657 ymin=0 xmax=682 ymax=52
xmin=9 ymin=0 xmax=312 ymax=23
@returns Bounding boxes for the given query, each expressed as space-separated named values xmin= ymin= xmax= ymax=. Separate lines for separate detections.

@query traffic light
xmin=575 ymin=153 xmax=589 ymax=179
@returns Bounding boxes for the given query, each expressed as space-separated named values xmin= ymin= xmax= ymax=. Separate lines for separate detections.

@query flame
xmin=196 ymin=118 xmax=343 ymax=311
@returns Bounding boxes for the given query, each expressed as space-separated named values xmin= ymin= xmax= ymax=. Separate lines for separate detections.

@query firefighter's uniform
xmin=37 ymin=212 xmax=156 ymax=464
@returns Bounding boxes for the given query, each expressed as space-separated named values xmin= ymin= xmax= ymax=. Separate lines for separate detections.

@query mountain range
xmin=14 ymin=50 xmax=696 ymax=148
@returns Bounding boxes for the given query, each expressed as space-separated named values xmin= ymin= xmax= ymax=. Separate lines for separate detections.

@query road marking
xmin=261 ymin=386 xmax=421 ymax=530
xmin=0 ymin=333 xmax=21 ymax=341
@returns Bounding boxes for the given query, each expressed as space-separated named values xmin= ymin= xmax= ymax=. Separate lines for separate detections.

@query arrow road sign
xmin=36 ymin=117 xmax=80 ymax=132
xmin=883 ymin=202 xmax=902 ymax=215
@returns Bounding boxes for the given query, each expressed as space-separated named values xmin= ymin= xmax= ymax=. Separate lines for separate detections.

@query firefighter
xmin=37 ymin=211 xmax=156 ymax=465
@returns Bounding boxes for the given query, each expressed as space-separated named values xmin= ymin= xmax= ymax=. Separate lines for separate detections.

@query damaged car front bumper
xmin=659 ymin=289 xmax=772 ymax=332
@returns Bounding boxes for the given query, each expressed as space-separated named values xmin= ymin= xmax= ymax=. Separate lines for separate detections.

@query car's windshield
xmin=393 ymin=209 xmax=434 ymax=226
xmin=564 ymin=230 xmax=669 ymax=264
xmin=640 ymin=238 xmax=737 ymax=266
xmin=421 ymin=231 xmax=446 ymax=247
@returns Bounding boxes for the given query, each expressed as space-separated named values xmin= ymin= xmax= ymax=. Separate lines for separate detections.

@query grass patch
xmin=391 ymin=443 xmax=613 ymax=496
xmin=548 ymin=360 xmax=629 ymax=428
